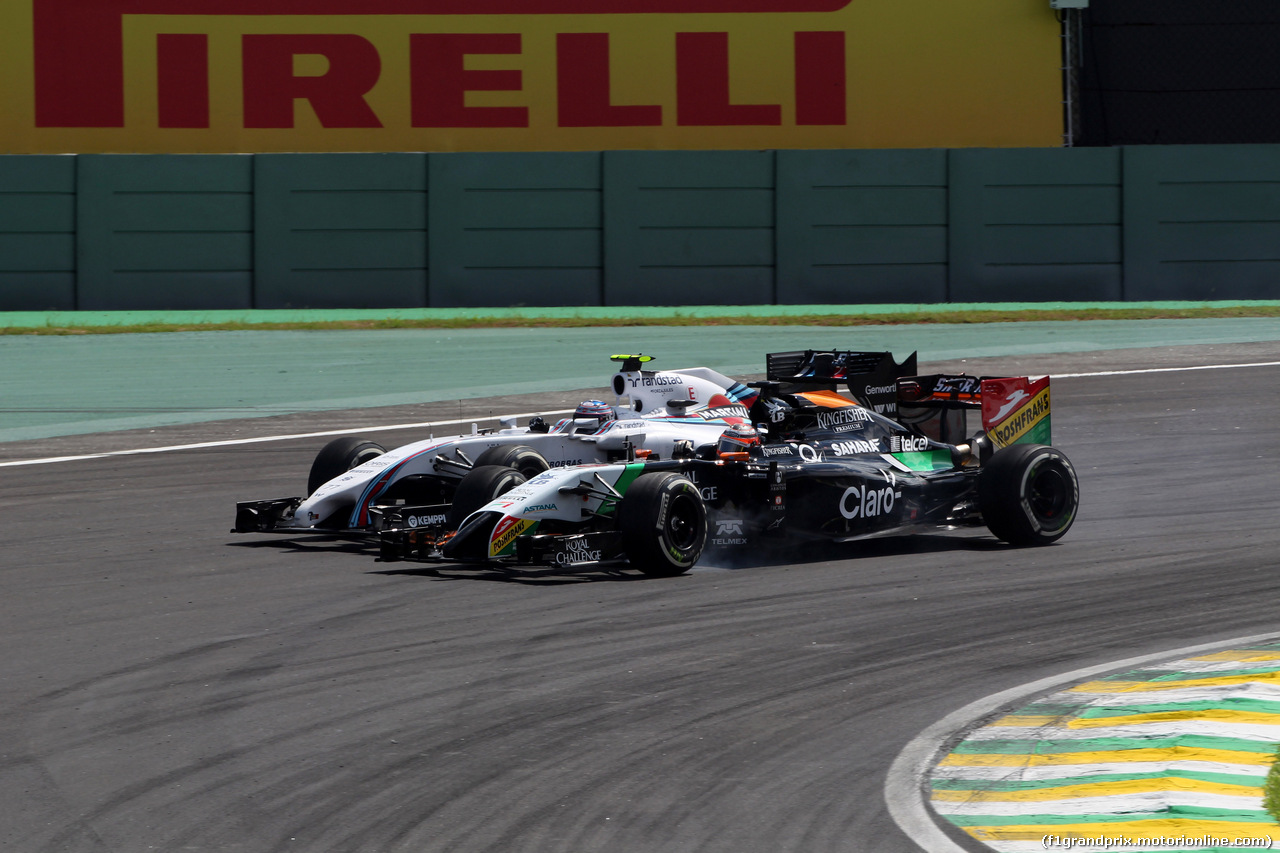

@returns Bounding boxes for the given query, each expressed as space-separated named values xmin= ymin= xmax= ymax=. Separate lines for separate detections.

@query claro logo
xmin=34 ymin=0 xmax=853 ymax=129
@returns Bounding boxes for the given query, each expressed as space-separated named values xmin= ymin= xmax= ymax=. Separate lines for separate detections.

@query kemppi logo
xmin=34 ymin=0 xmax=852 ymax=129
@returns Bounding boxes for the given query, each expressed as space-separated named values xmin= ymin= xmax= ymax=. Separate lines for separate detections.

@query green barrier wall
xmin=948 ymin=147 xmax=1123 ymax=302
xmin=430 ymin=152 xmax=601 ymax=308
xmin=776 ymin=149 xmax=948 ymax=304
xmin=1 ymin=146 xmax=1278 ymax=310
xmin=605 ymin=150 xmax=776 ymax=306
xmin=76 ymin=154 xmax=254 ymax=310
xmin=0 ymin=155 xmax=75 ymax=310
xmin=255 ymin=153 xmax=427 ymax=309
xmin=1123 ymin=145 xmax=1280 ymax=300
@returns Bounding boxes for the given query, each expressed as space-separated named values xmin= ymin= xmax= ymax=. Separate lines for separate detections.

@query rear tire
xmin=473 ymin=445 xmax=551 ymax=480
xmin=978 ymin=444 xmax=1079 ymax=546
xmin=618 ymin=473 xmax=707 ymax=577
xmin=449 ymin=465 xmax=528 ymax=527
xmin=307 ymin=436 xmax=386 ymax=496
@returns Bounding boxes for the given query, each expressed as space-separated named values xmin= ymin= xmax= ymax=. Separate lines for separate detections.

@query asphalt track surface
xmin=3 ymin=337 xmax=1280 ymax=852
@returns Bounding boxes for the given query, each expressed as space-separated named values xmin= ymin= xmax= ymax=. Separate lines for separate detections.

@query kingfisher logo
xmin=33 ymin=0 xmax=852 ymax=130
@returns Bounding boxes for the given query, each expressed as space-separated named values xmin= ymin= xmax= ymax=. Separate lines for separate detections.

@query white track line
xmin=1053 ymin=360 xmax=1280 ymax=378
xmin=0 ymin=409 xmax=576 ymax=468
xmin=4 ymin=359 xmax=1278 ymax=469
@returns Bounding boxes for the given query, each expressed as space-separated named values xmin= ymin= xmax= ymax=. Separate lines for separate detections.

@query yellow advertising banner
xmin=1 ymin=0 xmax=1063 ymax=153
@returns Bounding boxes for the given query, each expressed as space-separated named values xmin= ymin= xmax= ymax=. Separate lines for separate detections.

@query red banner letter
xmin=795 ymin=31 xmax=845 ymax=126
xmin=410 ymin=34 xmax=528 ymax=128
xmin=556 ymin=33 xmax=661 ymax=128
xmin=158 ymin=34 xmax=210 ymax=128
xmin=242 ymin=34 xmax=383 ymax=128
xmin=676 ymin=32 xmax=781 ymax=127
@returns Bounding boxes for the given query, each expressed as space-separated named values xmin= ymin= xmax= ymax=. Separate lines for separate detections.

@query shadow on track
xmin=696 ymin=531 xmax=1009 ymax=571
xmin=225 ymin=529 xmax=1014 ymax=585
xmin=224 ymin=536 xmax=379 ymax=557
xmin=370 ymin=562 xmax=657 ymax=586
xmin=369 ymin=531 xmax=1013 ymax=586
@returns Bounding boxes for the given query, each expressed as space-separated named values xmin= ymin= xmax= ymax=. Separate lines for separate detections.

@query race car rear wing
xmin=896 ymin=374 xmax=1051 ymax=446
xmin=897 ymin=374 xmax=1051 ymax=445
xmin=766 ymin=350 xmax=918 ymax=418
xmin=897 ymin=374 xmax=983 ymax=408
xmin=766 ymin=349 xmax=1050 ymax=446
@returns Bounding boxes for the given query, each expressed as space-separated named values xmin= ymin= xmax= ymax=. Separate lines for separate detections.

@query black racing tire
xmin=449 ymin=465 xmax=528 ymax=527
xmin=307 ymin=436 xmax=386 ymax=496
xmin=473 ymin=445 xmax=551 ymax=480
xmin=618 ymin=473 xmax=707 ymax=577
xmin=978 ymin=444 xmax=1079 ymax=546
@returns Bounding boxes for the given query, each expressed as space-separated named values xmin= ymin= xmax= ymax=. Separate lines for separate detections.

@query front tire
xmin=978 ymin=444 xmax=1079 ymax=546
xmin=307 ymin=436 xmax=386 ymax=495
xmin=449 ymin=464 xmax=528 ymax=528
xmin=618 ymin=473 xmax=707 ymax=577
xmin=473 ymin=445 xmax=551 ymax=480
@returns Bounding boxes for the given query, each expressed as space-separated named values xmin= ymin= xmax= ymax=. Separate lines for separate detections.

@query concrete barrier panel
xmin=75 ymin=154 xmax=252 ymax=310
xmin=427 ymin=152 xmax=602 ymax=307
xmin=254 ymin=153 xmax=427 ymax=309
xmin=948 ymin=147 xmax=1122 ymax=302
xmin=1123 ymin=144 xmax=1280 ymax=300
xmin=604 ymin=150 xmax=775 ymax=305
xmin=776 ymin=149 xmax=947 ymax=304
xmin=0 ymin=155 xmax=75 ymax=310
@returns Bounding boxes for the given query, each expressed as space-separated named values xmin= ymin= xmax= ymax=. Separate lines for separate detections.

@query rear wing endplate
xmin=980 ymin=376 xmax=1052 ymax=448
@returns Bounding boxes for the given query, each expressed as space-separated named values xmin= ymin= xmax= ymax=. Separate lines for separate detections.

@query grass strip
xmin=4 ymin=304 xmax=1280 ymax=335
xmin=1263 ymin=745 xmax=1280 ymax=824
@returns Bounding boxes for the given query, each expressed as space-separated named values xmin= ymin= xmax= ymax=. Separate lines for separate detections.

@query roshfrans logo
xmin=489 ymin=515 xmax=535 ymax=556
xmin=990 ymin=387 xmax=1051 ymax=447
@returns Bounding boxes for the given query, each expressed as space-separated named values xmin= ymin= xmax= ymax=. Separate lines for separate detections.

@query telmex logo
xmin=35 ymin=0 xmax=852 ymax=128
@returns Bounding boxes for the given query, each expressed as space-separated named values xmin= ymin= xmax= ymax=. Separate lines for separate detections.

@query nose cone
xmin=440 ymin=511 xmax=503 ymax=562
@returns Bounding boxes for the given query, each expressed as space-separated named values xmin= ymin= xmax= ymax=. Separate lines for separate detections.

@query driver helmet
xmin=573 ymin=400 xmax=615 ymax=432
xmin=717 ymin=425 xmax=761 ymax=456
